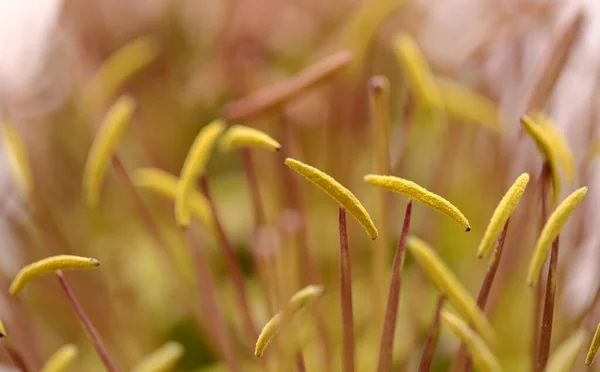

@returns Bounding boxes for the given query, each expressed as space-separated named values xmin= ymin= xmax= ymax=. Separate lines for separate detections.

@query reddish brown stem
xmin=242 ymin=149 xmax=267 ymax=227
xmin=56 ymin=272 xmax=120 ymax=372
xmin=377 ymin=201 xmax=413 ymax=372
xmin=1 ymin=340 xmax=29 ymax=372
xmin=537 ymin=237 xmax=559 ymax=371
xmin=339 ymin=207 xmax=355 ymax=372
xmin=199 ymin=176 xmax=258 ymax=343
xmin=297 ymin=353 xmax=307 ymax=372
xmin=418 ymin=296 xmax=446 ymax=372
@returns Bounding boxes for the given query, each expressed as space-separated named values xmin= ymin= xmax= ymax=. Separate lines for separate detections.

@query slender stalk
xmin=537 ymin=236 xmax=559 ymax=371
xmin=199 ymin=175 xmax=258 ymax=343
xmin=339 ymin=207 xmax=355 ymax=372
xmin=418 ymin=296 xmax=446 ymax=372
xmin=242 ymin=149 xmax=266 ymax=227
xmin=56 ymin=271 xmax=120 ymax=372
xmin=297 ymin=353 xmax=307 ymax=372
xmin=1 ymin=340 xmax=29 ymax=372
xmin=377 ymin=201 xmax=413 ymax=372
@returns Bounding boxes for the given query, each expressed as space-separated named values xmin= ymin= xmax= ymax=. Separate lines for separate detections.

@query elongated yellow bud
xmin=255 ymin=285 xmax=325 ymax=357
xmin=0 ymin=319 xmax=6 ymax=338
xmin=435 ymin=77 xmax=502 ymax=135
xmin=527 ymin=187 xmax=587 ymax=286
xmin=40 ymin=344 xmax=78 ymax=372
xmin=586 ymin=323 xmax=600 ymax=365
xmin=441 ymin=311 xmax=502 ymax=372
xmin=407 ymin=236 xmax=494 ymax=344
xmin=530 ymin=112 xmax=574 ymax=182
xmin=546 ymin=329 xmax=587 ymax=372
xmin=131 ymin=342 xmax=184 ymax=372
xmin=82 ymin=96 xmax=136 ymax=208
xmin=285 ymin=158 xmax=378 ymax=239
xmin=364 ymin=175 xmax=470 ymax=231
xmin=219 ymin=125 xmax=281 ymax=152
xmin=521 ymin=115 xmax=562 ymax=206
xmin=133 ymin=168 xmax=215 ymax=233
xmin=393 ymin=34 xmax=442 ymax=107
xmin=477 ymin=173 xmax=529 ymax=259
xmin=1 ymin=119 xmax=33 ymax=199
xmin=10 ymin=255 xmax=100 ymax=295
xmin=175 ymin=120 xmax=225 ymax=227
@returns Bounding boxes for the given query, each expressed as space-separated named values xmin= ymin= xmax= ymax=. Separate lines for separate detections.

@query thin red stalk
xmin=187 ymin=228 xmax=239 ymax=372
xmin=377 ymin=201 xmax=413 ymax=372
xmin=56 ymin=272 xmax=120 ymax=372
xmin=339 ymin=207 xmax=355 ymax=372
xmin=418 ymin=296 xmax=446 ymax=372
xmin=537 ymin=237 xmax=559 ymax=371
xmin=297 ymin=353 xmax=307 ymax=372
xmin=199 ymin=175 xmax=258 ymax=343
xmin=223 ymin=51 xmax=352 ymax=121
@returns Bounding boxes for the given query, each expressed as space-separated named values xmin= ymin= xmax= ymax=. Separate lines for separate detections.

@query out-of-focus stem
xmin=377 ymin=201 xmax=412 ymax=372
xmin=296 ymin=353 xmax=307 ymax=372
xmin=339 ymin=207 xmax=355 ymax=372
xmin=56 ymin=272 xmax=120 ymax=372
xmin=199 ymin=175 xmax=258 ymax=343
xmin=537 ymin=237 xmax=559 ymax=371
xmin=418 ymin=296 xmax=446 ymax=372
xmin=1 ymin=340 xmax=29 ymax=372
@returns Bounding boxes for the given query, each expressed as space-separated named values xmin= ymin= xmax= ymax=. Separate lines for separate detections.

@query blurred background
xmin=1 ymin=0 xmax=600 ymax=370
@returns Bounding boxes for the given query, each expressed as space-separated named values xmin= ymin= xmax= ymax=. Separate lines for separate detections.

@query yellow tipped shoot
xmin=531 ymin=112 xmax=575 ymax=182
xmin=407 ymin=236 xmax=495 ymax=344
xmin=586 ymin=323 xmax=600 ymax=366
xmin=1 ymin=119 xmax=33 ymax=199
xmin=9 ymin=255 xmax=100 ymax=295
xmin=0 ymin=319 xmax=6 ymax=338
xmin=441 ymin=310 xmax=502 ymax=372
xmin=175 ymin=120 xmax=226 ymax=227
xmin=133 ymin=168 xmax=215 ymax=233
xmin=82 ymin=95 xmax=136 ymax=208
xmin=131 ymin=341 xmax=185 ymax=372
xmin=255 ymin=285 xmax=325 ymax=357
xmin=393 ymin=34 xmax=442 ymax=108
xmin=364 ymin=175 xmax=470 ymax=231
xmin=40 ymin=344 xmax=78 ymax=372
xmin=219 ymin=125 xmax=281 ymax=152
xmin=285 ymin=158 xmax=378 ymax=239
xmin=527 ymin=187 xmax=587 ymax=286
xmin=477 ymin=173 xmax=529 ymax=259
xmin=546 ymin=329 xmax=587 ymax=372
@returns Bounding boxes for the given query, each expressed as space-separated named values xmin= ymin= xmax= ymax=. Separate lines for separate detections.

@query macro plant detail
xmin=1 ymin=2 xmax=600 ymax=372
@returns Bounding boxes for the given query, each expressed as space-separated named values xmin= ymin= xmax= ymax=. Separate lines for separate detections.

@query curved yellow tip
xmin=586 ymin=323 xmax=600 ymax=366
xmin=131 ymin=341 xmax=184 ymax=372
xmin=1 ymin=119 xmax=33 ymax=199
xmin=40 ymin=344 xmax=78 ymax=372
xmin=219 ymin=125 xmax=281 ymax=152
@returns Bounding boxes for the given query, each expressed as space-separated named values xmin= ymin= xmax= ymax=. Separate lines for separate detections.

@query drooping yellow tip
xmin=133 ymin=168 xmax=216 ymax=233
xmin=393 ymin=34 xmax=442 ymax=108
xmin=40 ymin=344 xmax=78 ymax=372
xmin=364 ymin=175 xmax=470 ymax=232
xmin=441 ymin=311 xmax=502 ymax=372
xmin=477 ymin=173 xmax=530 ymax=259
xmin=407 ymin=236 xmax=495 ymax=344
xmin=546 ymin=329 xmax=587 ymax=372
xmin=175 ymin=120 xmax=225 ymax=228
xmin=219 ymin=125 xmax=281 ymax=152
xmin=82 ymin=95 xmax=136 ymax=208
xmin=255 ymin=285 xmax=325 ymax=357
xmin=530 ymin=111 xmax=575 ymax=182
xmin=586 ymin=323 xmax=600 ymax=366
xmin=285 ymin=158 xmax=378 ymax=239
xmin=9 ymin=255 xmax=100 ymax=295
xmin=0 ymin=319 xmax=6 ymax=338
xmin=1 ymin=119 xmax=33 ymax=199
xmin=131 ymin=341 xmax=184 ymax=372
xmin=527 ymin=187 xmax=587 ymax=286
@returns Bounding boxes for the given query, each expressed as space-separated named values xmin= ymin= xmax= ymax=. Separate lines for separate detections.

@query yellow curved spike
xmin=527 ymin=187 xmax=587 ymax=286
xmin=530 ymin=112 xmax=575 ymax=182
xmin=0 ymin=319 xmax=6 ymax=338
xmin=10 ymin=255 xmax=100 ymax=295
xmin=175 ymin=120 xmax=225 ymax=227
xmin=219 ymin=125 xmax=281 ymax=152
xmin=255 ymin=285 xmax=325 ymax=357
xmin=82 ymin=95 xmax=136 ymax=208
xmin=1 ymin=119 xmax=33 ymax=199
xmin=546 ymin=329 xmax=587 ymax=372
xmin=364 ymin=175 xmax=470 ymax=231
xmin=441 ymin=311 xmax=502 ymax=372
xmin=586 ymin=323 xmax=600 ymax=366
xmin=40 ymin=344 xmax=78 ymax=372
xmin=131 ymin=342 xmax=184 ymax=372
xmin=133 ymin=168 xmax=215 ymax=233
xmin=407 ymin=236 xmax=495 ymax=344
xmin=477 ymin=173 xmax=530 ymax=259
xmin=285 ymin=158 xmax=378 ymax=239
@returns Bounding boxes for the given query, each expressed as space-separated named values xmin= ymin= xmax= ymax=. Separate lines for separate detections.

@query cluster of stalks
xmin=2 ymin=23 xmax=600 ymax=372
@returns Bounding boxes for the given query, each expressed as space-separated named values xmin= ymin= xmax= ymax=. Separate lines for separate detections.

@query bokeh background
xmin=1 ymin=0 xmax=600 ymax=370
